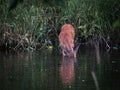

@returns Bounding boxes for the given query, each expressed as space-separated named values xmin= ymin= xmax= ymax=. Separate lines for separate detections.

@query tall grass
xmin=0 ymin=0 xmax=120 ymax=51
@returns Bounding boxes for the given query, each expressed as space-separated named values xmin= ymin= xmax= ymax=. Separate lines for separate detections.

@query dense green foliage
xmin=0 ymin=0 xmax=120 ymax=51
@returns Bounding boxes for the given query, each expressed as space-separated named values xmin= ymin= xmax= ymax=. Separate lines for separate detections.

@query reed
xmin=0 ymin=0 xmax=120 ymax=51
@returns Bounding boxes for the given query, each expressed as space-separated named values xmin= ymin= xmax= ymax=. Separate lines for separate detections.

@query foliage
xmin=0 ymin=0 xmax=120 ymax=51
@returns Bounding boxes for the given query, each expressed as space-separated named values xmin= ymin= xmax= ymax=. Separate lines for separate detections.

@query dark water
xmin=0 ymin=49 xmax=120 ymax=90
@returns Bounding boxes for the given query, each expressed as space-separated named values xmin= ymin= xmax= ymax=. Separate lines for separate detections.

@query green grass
xmin=0 ymin=0 xmax=120 ymax=51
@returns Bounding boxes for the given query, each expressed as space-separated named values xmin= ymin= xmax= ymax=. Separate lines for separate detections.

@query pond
xmin=0 ymin=49 xmax=120 ymax=90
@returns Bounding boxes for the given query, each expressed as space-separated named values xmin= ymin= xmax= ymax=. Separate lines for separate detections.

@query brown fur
xmin=59 ymin=24 xmax=75 ymax=57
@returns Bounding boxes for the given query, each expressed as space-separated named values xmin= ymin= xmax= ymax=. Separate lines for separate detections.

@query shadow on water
xmin=0 ymin=48 xmax=120 ymax=90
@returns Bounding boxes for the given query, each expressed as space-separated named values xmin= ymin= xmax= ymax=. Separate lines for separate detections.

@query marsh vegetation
xmin=0 ymin=0 xmax=120 ymax=51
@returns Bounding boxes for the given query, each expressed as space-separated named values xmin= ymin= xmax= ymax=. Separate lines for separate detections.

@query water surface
xmin=0 ymin=49 xmax=120 ymax=90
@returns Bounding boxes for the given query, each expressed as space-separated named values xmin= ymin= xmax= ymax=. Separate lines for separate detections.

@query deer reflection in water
xmin=59 ymin=24 xmax=80 ymax=85
xmin=59 ymin=56 xmax=77 ymax=85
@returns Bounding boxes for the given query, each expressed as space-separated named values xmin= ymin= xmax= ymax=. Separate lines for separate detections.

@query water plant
xmin=0 ymin=0 xmax=120 ymax=51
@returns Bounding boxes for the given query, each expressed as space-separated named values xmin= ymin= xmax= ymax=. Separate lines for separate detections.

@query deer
xmin=59 ymin=24 xmax=79 ymax=58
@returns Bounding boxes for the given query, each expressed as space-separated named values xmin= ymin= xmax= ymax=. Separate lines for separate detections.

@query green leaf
xmin=113 ymin=19 xmax=120 ymax=28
